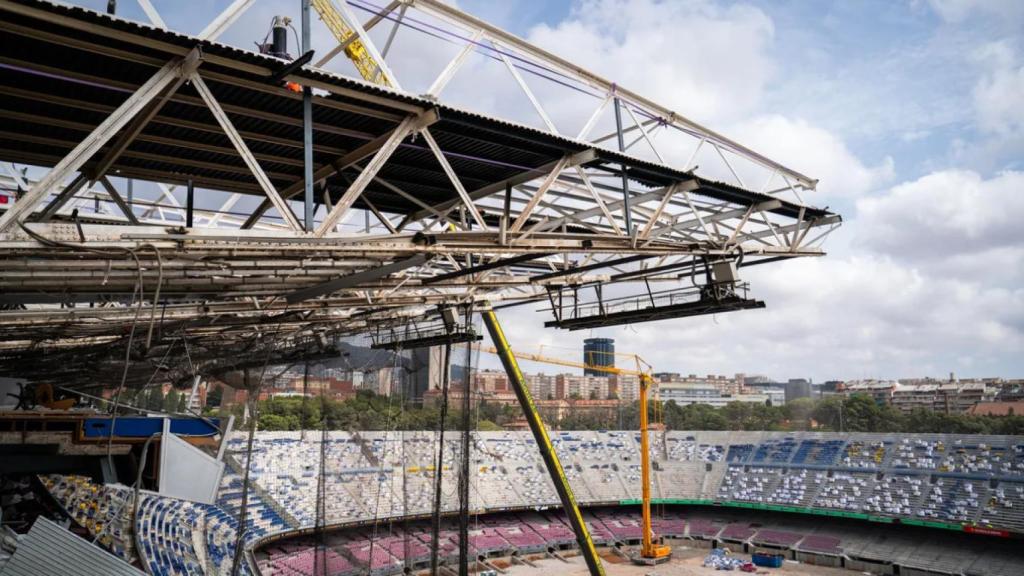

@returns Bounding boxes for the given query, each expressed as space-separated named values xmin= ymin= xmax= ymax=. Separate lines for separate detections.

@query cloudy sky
xmin=71 ymin=0 xmax=1023 ymax=381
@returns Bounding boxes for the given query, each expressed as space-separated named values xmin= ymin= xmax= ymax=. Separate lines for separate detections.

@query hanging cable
xmin=142 ymin=244 xmax=163 ymax=350
xmin=315 ymin=361 xmax=329 ymax=576
xmin=104 ymin=253 xmax=144 ymax=471
xmin=401 ymin=425 xmax=411 ymax=575
xmin=457 ymin=305 xmax=474 ymax=576
xmin=429 ymin=341 xmax=452 ymax=576
xmin=366 ymin=339 xmax=401 ymax=576
xmin=230 ymin=305 xmax=293 ymax=576
xmin=16 ymin=223 xmax=173 ymax=476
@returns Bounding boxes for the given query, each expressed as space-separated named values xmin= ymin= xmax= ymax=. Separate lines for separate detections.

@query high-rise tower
xmin=583 ymin=338 xmax=615 ymax=376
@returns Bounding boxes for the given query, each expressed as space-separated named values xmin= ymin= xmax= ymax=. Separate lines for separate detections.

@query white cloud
xmin=972 ymin=41 xmax=1024 ymax=138
xmin=63 ymin=0 xmax=1024 ymax=379
xmin=487 ymin=249 xmax=1024 ymax=381
xmin=489 ymin=167 xmax=1024 ymax=381
xmin=730 ymin=115 xmax=894 ymax=199
xmin=525 ymin=0 xmax=776 ymax=126
xmin=856 ymin=169 xmax=1024 ymax=260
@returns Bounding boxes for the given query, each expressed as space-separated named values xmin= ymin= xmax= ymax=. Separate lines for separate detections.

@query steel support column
xmin=186 ymin=178 xmax=194 ymax=227
xmin=480 ymin=309 xmax=605 ymax=576
xmin=613 ymin=97 xmax=633 ymax=236
xmin=639 ymin=374 xmax=652 ymax=552
xmin=302 ymin=0 xmax=315 ymax=232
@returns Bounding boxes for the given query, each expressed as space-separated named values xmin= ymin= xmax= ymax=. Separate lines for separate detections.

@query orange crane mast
xmin=480 ymin=345 xmax=672 ymax=563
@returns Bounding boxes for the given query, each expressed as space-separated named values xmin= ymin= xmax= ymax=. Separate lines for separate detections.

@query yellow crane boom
xmin=477 ymin=344 xmax=671 ymax=562
xmin=479 ymin=345 xmax=650 ymax=376
xmin=311 ymin=0 xmax=393 ymax=87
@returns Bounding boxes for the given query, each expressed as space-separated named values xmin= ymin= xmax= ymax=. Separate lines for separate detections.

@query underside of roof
xmin=0 ymin=0 xmax=829 ymax=221
xmin=0 ymin=0 xmax=840 ymax=389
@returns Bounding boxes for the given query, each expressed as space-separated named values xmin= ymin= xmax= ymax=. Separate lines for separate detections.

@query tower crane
xmin=479 ymin=344 xmax=673 ymax=564
xmin=310 ymin=0 xmax=394 ymax=87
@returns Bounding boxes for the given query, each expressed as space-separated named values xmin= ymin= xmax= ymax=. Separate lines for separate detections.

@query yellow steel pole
xmin=640 ymin=373 xmax=653 ymax=555
xmin=481 ymin=309 xmax=606 ymax=576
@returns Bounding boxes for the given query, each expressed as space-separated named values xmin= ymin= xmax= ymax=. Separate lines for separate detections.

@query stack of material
xmin=702 ymin=548 xmax=747 ymax=570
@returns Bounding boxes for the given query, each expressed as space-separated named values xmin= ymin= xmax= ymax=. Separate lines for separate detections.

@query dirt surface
xmin=498 ymin=546 xmax=852 ymax=576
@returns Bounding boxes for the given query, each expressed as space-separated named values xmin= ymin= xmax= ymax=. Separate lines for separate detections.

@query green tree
xmin=664 ymin=402 xmax=728 ymax=430
xmin=784 ymin=397 xmax=816 ymax=430
xmin=811 ymin=396 xmax=844 ymax=431
xmin=259 ymin=413 xmax=292 ymax=431
xmin=243 ymin=387 xmax=1024 ymax=435
xmin=206 ymin=385 xmax=223 ymax=408
xmin=164 ymin=389 xmax=180 ymax=413
xmin=146 ymin=388 xmax=164 ymax=412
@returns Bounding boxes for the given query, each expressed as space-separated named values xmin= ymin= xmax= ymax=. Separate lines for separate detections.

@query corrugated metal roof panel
xmin=0 ymin=516 xmax=145 ymax=576
xmin=0 ymin=0 xmax=833 ymax=221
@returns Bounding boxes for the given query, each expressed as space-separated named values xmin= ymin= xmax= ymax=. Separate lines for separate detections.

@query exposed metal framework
xmin=0 ymin=0 xmax=839 ymax=389
xmin=0 ymin=2 xmax=842 ymax=575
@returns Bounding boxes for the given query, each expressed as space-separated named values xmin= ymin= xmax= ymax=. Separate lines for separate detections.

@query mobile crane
xmin=479 ymin=344 xmax=673 ymax=564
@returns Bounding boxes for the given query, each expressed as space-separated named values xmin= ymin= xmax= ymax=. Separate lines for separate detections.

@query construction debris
xmin=702 ymin=548 xmax=757 ymax=571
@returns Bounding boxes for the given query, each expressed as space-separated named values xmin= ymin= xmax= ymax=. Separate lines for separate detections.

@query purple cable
xmin=0 ymin=62 xmax=133 ymax=94
xmin=348 ymin=0 xmax=587 ymax=84
xmin=346 ymin=0 xmax=607 ymax=100
xmin=345 ymin=0 xmax=702 ymax=144
xmin=5 ymin=59 xmax=556 ymax=175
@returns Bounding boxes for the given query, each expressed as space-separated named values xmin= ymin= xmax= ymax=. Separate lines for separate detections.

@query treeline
xmin=128 ymin=387 xmax=188 ymax=414
xmin=227 ymin=389 xmax=1024 ymax=435
xmin=244 ymin=391 xmax=504 ymax=432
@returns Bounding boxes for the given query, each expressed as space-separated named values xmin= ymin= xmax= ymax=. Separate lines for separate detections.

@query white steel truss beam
xmin=0 ymin=55 xmax=194 ymax=233
xmin=509 ymin=155 xmax=568 ymax=233
xmin=648 ymin=199 xmax=783 ymax=242
xmin=623 ymin=104 xmax=665 ymax=164
xmin=638 ymin=182 xmax=681 ymax=240
xmin=136 ymin=0 xmax=167 ymax=28
xmin=35 ymin=173 xmax=88 ymax=223
xmin=406 ymin=0 xmax=816 ymax=190
xmin=314 ymin=115 xmax=419 ymax=236
xmin=89 ymin=72 xmax=193 ymax=184
xmin=421 ymin=128 xmax=488 ymax=230
xmin=198 ymin=0 xmax=254 ymax=41
xmin=574 ymin=167 xmax=622 ymax=236
xmin=98 ymin=177 xmax=140 ymax=225
xmin=494 ymin=39 xmax=558 ymax=134
xmin=0 ymin=0 xmax=255 ymax=234
xmin=241 ymin=109 xmax=439 ymax=229
xmin=191 ymin=72 xmax=303 ymax=232
xmin=427 ymin=28 xmax=485 ymax=98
